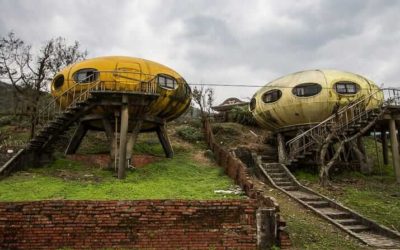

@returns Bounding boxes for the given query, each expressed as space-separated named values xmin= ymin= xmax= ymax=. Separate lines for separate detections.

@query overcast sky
xmin=1 ymin=0 xmax=400 ymax=104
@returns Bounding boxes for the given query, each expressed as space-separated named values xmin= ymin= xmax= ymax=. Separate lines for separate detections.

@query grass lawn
xmin=0 ymin=131 xmax=242 ymax=201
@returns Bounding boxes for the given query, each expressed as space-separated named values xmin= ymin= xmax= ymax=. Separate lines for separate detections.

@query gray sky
xmin=1 ymin=0 xmax=400 ymax=104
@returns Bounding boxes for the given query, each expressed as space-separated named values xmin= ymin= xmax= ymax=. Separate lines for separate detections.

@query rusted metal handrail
xmin=286 ymin=88 xmax=400 ymax=160
xmin=34 ymin=70 xmax=159 ymax=136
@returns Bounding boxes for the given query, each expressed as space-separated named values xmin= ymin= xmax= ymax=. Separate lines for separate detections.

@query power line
xmin=186 ymin=82 xmax=394 ymax=90
xmin=187 ymin=83 xmax=264 ymax=87
xmin=1 ymin=76 xmax=397 ymax=90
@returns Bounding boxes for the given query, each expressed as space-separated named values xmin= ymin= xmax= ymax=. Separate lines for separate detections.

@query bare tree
xmin=206 ymin=88 xmax=214 ymax=114
xmin=192 ymin=85 xmax=214 ymax=119
xmin=192 ymin=86 xmax=205 ymax=117
xmin=317 ymin=111 xmax=383 ymax=186
xmin=0 ymin=32 xmax=87 ymax=138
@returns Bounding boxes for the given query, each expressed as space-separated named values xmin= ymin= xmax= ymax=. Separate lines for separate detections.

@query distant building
xmin=212 ymin=97 xmax=249 ymax=122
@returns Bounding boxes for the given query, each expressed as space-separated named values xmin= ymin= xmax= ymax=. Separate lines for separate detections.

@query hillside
xmin=0 ymin=122 xmax=243 ymax=201
xmin=0 ymin=119 xmax=397 ymax=249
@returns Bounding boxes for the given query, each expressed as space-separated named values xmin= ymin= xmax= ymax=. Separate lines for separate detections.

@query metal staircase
xmin=0 ymin=71 xmax=159 ymax=177
xmin=27 ymin=79 xmax=104 ymax=152
xmin=286 ymin=88 xmax=400 ymax=164
xmin=256 ymin=160 xmax=400 ymax=248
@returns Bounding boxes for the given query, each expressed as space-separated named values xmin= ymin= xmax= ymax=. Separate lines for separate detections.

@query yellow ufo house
xmin=51 ymin=56 xmax=191 ymax=130
xmin=250 ymin=69 xmax=383 ymax=132
xmin=46 ymin=56 xmax=191 ymax=178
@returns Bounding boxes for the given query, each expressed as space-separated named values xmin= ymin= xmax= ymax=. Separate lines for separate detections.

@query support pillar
xmin=389 ymin=119 xmax=400 ymax=183
xmin=65 ymin=123 xmax=88 ymax=155
xmin=156 ymin=123 xmax=173 ymax=158
xmin=256 ymin=208 xmax=277 ymax=249
xmin=102 ymin=118 xmax=116 ymax=170
xmin=126 ymin=120 xmax=143 ymax=168
xmin=356 ymin=137 xmax=373 ymax=174
xmin=277 ymin=133 xmax=289 ymax=164
xmin=381 ymin=129 xmax=389 ymax=165
xmin=118 ymin=95 xmax=129 ymax=179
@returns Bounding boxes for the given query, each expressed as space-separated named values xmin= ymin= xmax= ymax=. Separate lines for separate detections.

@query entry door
xmin=115 ymin=62 xmax=143 ymax=90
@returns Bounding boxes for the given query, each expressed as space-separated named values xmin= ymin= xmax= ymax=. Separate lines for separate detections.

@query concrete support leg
xmin=118 ymin=95 xmax=129 ymax=179
xmin=357 ymin=137 xmax=373 ymax=174
xmin=65 ymin=123 xmax=88 ymax=155
xmin=156 ymin=123 xmax=173 ymax=158
xmin=381 ymin=129 xmax=389 ymax=165
xmin=277 ymin=133 xmax=289 ymax=164
xmin=102 ymin=118 xmax=116 ymax=170
xmin=126 ymin=120 xmax=143 ymax=168
xmin=256 ymin=208 xmax=277 ymax=249
xmin=389 ymin=119 xmax=400 ymax=183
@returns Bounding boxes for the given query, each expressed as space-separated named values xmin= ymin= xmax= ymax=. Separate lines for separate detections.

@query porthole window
xmin=157 ymin=74 xmax=178 ymax=90
xmin=250 ymin=98 xmax=256 ymax=111
xmin=335 ymin=81 xmax=358 ymax=94
xmin=73 ymin=68 xmax=99 ymax=83
xmin=262 ymin=89 xmax=282 ymax=103
xmin=53 ymin=74 xmax=64 ymax=89
xmin=292 ymin=83 xmax=322 ymax=97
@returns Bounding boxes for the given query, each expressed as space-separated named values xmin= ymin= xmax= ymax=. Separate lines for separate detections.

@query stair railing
xmin=286 ymin=89 xmax=385 ymax=160
xmin=286 ymin=87 xmax=400 ymax=161
xmin=34 ymin=70 xmax=160 ymax=135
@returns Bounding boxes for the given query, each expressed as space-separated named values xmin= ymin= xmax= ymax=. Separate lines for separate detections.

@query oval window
xmin=73 ymin=68 xmax=99 ymax=83
xmin=292 ymin=83 xmax=322 ymax=97
xmin=262 ymin=89 xmax=282 ymax=103
xmin=335 ymin=81 xmax=358 ymax=94
xmin=53 ymin=74 xmax=64 ymax=89
xmin=249 ymin=97 xmax=256 ymax=111
xmin=157 ymin=74 xmax=178 ymax=90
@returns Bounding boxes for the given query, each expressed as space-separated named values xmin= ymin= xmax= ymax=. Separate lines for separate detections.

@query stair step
xmin=267 ymin=169 xmax=284 ymax=174
xmin=273 ymin=177 xmax=291 ymax=182
xmin=43 ymin=126 xmax=60 ymax=132
xmin=261 ymin=155 xmax=277 ymax=160
xmin=324 ymin=211 xmax=353 ymax=219
xmin=36 ymin=133 xmax=49 ymax=139
xmin=55 ymin=116 xmax=70 ymax=121
xmin=300 ymin=196 xmax=322 ymax=202
xmin=275 ymin=181 xmax=293 ymax=186
xmin=50 ymin=120 xmax=64 ymax=126
xmin=30 ymin=138 xmax=47 ymax=143
xmin=265 ymin=167 xmax=281 ymax=172
xmin=269 ymin=173 xmax=286 ymax=177
xmin=345 ymin=224 xmax=370 ymax=233
xmin=281 ymin=186 xmax=299 ymax=191
xmin=306 ymin=201 xmax=330 ymax=208
xmin=63 ymin=110 xmax=75 ymax=115
xmin=335 ymin=218 xmax=361 ymax=226
xmin=28 ymin=142 xmax=42 ymax=146
xmin=66 ymin=106 xmax=81 ymax=111
xmin=76 ymin=101 xmax=88 ymax=106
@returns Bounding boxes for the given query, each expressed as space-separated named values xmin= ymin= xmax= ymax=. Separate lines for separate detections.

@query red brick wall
xmin=0 ymin=200 xmax=258 ymax=249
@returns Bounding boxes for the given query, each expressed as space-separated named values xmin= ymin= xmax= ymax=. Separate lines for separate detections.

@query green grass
xmin=340 ymin=185 xmax=400 ymax=231
xmin=0 ymin=149 xmax=241 ymax=201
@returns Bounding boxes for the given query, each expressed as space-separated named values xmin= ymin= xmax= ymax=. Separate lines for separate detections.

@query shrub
xmin=229 ymin=106 xmax=258 ymax=126
xmin=176 ymin=125 xmax=203 ymax=143
xmin=0 ymin=116 xmax=13 ymax=126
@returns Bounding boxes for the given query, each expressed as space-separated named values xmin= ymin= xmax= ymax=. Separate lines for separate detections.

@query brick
xmin=0 ymin=200 xmax=265 ymax=249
